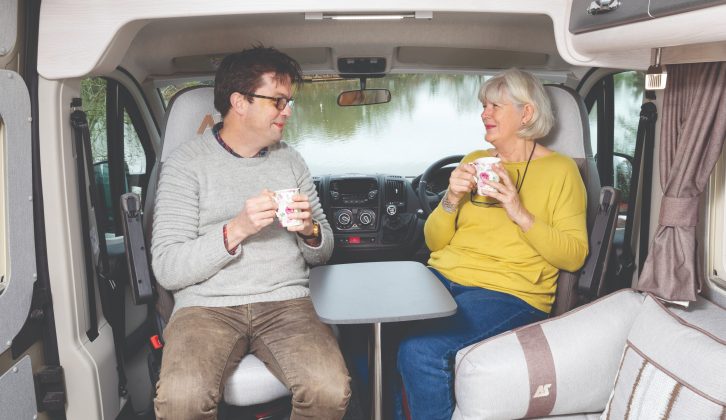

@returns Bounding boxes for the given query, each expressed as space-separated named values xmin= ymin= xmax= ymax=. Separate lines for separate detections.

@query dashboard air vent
xmin=385 ymin=178 xmax=405 ymax=204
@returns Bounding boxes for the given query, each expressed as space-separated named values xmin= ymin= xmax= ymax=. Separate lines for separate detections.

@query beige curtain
xmin=638 ymin=62 xmax=726 ymax=302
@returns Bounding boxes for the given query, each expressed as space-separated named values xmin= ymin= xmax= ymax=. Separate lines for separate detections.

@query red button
xmin=150 ymin=335 xmax=163 ymax=350
xmin=348 ymin=236 xmax=361 ymax=244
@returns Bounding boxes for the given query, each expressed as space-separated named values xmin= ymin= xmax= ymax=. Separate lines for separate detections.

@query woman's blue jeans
xmin=394 ymin=269 xmax=547 ymax=420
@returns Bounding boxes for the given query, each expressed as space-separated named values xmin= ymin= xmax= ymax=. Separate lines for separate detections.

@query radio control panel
xmin=318 ymin=174 xmax=415 ymax=252
xmin=328 ymin=176 xmax=379 ymax=232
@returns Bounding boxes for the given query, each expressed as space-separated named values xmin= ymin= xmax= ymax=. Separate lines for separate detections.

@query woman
xmin=395 ymin=68 xmax=589 ymax=419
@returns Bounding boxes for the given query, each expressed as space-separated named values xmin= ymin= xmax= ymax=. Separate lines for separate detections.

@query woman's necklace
xmin=495 ymin=143 xmax=536 ymax=193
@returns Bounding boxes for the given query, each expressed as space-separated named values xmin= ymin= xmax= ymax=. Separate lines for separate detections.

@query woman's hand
xmin=446 ymin=162 xmax=477 ymax=204
xmin=483 ymin=164 xmax=535 ymax=231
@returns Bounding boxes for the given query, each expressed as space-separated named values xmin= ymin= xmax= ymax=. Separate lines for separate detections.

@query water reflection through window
xmin=160 ymin=75 xmax=566 ymax=176
xmin=284 ymin=75 xmax=491 ymax=176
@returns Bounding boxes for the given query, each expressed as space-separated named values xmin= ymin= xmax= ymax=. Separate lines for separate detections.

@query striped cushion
xmin=601 ymin=296 xmax=726 ymax=419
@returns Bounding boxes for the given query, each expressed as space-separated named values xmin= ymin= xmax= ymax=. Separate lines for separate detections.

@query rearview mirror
xmin=337 ymin=89 xmax=391 ymax=106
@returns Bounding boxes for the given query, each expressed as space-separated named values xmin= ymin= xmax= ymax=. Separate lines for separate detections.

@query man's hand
xmin=225 ymin=189 xmax=278 ymax=250
xmin=445 ymin=162 xmax=477 ymax=205
xmin=284 ymin=193 xmax=315 ymax=236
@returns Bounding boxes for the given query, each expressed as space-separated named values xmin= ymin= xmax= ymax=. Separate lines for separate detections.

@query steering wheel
xmin=417 ymin=155 xmax=465 ymax=217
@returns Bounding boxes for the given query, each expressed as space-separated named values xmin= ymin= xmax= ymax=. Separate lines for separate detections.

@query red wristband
xmin=223 ymin=224 xmax=237 ymax=255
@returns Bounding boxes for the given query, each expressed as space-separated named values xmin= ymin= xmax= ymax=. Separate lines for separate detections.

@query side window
xmin=81 ymin=78 xmax=113 ymax=234
xmin=158 ymin=80 xmax=214 ymax=108
xmin=613 ymin=72 xmax=644 ymax=216
xmin=708 ymin=147 xmax=726 ymax=299
xmin=81 ymin=77 xmax=154 ymax=240
xmin=124 ymin=110 xmax=147 ymax=198
xmin=588 ymin=102 xmax=597 ymax=160
xmin=585 ymin=71 xmax=644 ymax=229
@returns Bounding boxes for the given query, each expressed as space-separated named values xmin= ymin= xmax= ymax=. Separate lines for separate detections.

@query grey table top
xmin=309 ymin=261 xmax=457 ymax=324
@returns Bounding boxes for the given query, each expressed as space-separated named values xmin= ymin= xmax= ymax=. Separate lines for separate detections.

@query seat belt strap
xmin=578 ymin=186 xmax=619 ymax=299
xmin=70 ymin=100 xmax=101 ymax=342
xmin=637 ymin=103 xmax=658 ymax=273
xmin=69 ymin=98 xmax=128 ymax=396
xmin=120 ymin=193 xmax=154 ymax=304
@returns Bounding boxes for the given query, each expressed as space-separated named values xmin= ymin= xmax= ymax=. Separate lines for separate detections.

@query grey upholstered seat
xmin=145 ymin=86 xmax=292 ymax=407
xmin=540 ymin=85 xmax=604 ymax=316
xmin=540 ymin=85 xmax=601 ymax=227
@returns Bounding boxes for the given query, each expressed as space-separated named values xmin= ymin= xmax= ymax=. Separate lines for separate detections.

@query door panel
xmin=0 ymin=357 xmax=37 ymax=419
xmin=0 ymin=63 xmax=39 ymax=420
xmin=0 ymin=69 xmax=37 ymax=355
xmin=0 ymin=0 xmax=18 ymax=61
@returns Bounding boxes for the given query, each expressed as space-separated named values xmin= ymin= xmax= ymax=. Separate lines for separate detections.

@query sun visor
xmin=396 ymin=47 xmax=549 ymax=70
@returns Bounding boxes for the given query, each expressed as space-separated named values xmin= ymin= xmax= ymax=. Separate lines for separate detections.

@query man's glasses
xmin=239 ymin=92 xmax=294 ymax=111
xmin=470 ymin=169 xmax=522 ymax=208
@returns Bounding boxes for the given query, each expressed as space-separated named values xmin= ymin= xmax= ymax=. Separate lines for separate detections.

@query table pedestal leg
xmin=371 ymin=322 xmax=382 ymax=420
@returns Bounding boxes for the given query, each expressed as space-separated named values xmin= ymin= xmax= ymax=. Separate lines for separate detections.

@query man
xmin=151 ymin=46 xmax=350 ymax=419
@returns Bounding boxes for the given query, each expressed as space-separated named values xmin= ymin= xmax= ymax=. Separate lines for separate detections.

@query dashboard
xmin=313 ymin=174 xmax=432 ymax=263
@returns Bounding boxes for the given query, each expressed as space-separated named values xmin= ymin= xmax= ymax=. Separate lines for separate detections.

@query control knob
xmin=358 ymin=209 xmax=376 ymax=227
xmin=336 ymin=209 xmax=353 ymax=227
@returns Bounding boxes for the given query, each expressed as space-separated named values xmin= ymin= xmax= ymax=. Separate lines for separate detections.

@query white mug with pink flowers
xmin=471 ymin=157 xmax=501 ymax=196
xmin=274 ymin=188 xmax=303 ymax=227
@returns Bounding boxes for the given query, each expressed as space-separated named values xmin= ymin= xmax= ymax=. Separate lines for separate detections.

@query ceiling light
xmin=305 ymin=11 xmax=432 ymax=21
xmin=332 ymin=15 xmax=407 ymax=20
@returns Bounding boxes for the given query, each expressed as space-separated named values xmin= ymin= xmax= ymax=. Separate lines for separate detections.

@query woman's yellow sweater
xmin=425 ymin=150 xmax=589 ymax=313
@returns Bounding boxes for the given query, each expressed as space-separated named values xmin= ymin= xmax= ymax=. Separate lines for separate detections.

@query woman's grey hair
xmin=478 ymin=68 xmax=555 ymax=140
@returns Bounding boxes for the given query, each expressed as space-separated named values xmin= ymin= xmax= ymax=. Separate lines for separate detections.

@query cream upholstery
xmin=453 ymin=290 xmax=644 ymax=419
xmin=453 ymin=290 xmax=726 ymax=419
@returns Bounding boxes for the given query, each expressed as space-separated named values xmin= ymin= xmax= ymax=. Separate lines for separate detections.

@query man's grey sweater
xmin=151 ymin=129 xmax=333 ymax=313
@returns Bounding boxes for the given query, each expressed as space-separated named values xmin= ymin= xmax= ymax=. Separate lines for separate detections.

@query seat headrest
xmin=540 ymin=85 xmax=601 ymax=231
xmin=161 ymin=86 xmax=218 ymax=163
xmin=540 ymin=85 xmax=593 ymax=160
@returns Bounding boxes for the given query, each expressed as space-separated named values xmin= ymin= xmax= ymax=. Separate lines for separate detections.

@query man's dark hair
xmin=214 ymin=45 xmax=303 ymax=117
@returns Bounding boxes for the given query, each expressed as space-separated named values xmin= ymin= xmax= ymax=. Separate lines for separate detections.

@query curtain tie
xmin=658 ymin=196 xmax=698 ymax=227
